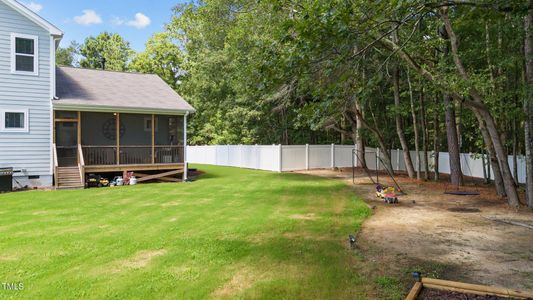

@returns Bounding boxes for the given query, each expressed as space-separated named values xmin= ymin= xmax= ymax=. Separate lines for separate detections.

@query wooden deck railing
xmin=77 ymin=144 xmax=85 ymax=185
xmin=82 ymin=146 xmax=117 ymax=165
xmin=155 ymin=146 xmax=184 ymax=164
xmin=81 ymin=145 xmax=184 ymax=166
xmin=120 ymin=146 xmax=152 ymax=165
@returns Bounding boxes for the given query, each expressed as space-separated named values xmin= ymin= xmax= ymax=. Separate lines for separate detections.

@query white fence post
xmin=278 ymin=144 xmax=282 ymax=172
xmin=305 ymin=144 xmax=309 ymax=170
xmin=227 ymin=145 xmax=230 ymax=166
xmin=396 ymin=149 xmax=400 ymax=171
xmin=331 ymin=143 xmax=335 ymax=169
xmin=377 ymin=148 xmax=381 ymax=170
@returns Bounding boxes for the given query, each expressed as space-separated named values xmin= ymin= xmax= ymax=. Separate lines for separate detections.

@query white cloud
xmin=24 ymin=2 xmax=43 ymax=13
xmin=73 ymin=10 xmax=103 ymax=26
xmin=126 ymin=13 xmax=151 ymax=29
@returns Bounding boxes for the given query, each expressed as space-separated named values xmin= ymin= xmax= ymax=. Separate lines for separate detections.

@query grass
xmin=0 ymin=165 xmax=371 ymax=299
xmin=374 ymin=276 xmax=403 ymax=300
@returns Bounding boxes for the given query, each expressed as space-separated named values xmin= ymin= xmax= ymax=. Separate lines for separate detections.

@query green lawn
xmin=0 ymin=165 xmax=371 ymax=299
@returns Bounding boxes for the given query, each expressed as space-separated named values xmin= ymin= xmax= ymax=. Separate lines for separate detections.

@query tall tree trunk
xmin=391 ymin=29 xmax=416 ymax=178
xmin=407 ymin=70 xmax=421 ymax=180
xmin=434 ymin=95 xmax=440 ymax=181
xmin=444 ymin=94 xmax=464 ymax=186
xmin=482 ymin=148 xmax=488 ymax=183
xmin=473 ymin=111 xmax=506 ymax=197
xmin=340 ymin=117 xmax=347 ymax=144
xmin=350 ymin=108 xmax=394 ymax=173
xmin=475 ymin=105 xmax=519 ymax=205
xmin=355 ymin=101 xmax=367 ymax=168
xmin=486 ymin=149 xmax=492 ymax=184
xmin=420 ymin=88 xmax=430 ymax=180
xmin=393 ymin=66 xmax=416 ymax=178
xmin=441 ymin=8 xmax=520 ymax=206
xmin=456 ymin=101 xmax=462 ymax=150
xmin=525 ymin=0 xmax=533 ymax=208
xmin=378 ymin=16 xmax=520 ymax=205
xmin=513 ymin=114 xmax=518 ymax=186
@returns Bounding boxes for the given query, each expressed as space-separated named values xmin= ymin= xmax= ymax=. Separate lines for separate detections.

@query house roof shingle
xmin=54 ymin=67 xmax=195 ymax=114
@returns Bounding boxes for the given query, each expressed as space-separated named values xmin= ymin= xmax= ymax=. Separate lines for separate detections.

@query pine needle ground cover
xmin=0 ymin=165 xmax=370 ymax=299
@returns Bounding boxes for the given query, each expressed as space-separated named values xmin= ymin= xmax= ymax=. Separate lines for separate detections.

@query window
xmin=1 ymin=109 xmax=29 ymax=132
xmin=144 ymin=116 xmax=158 ymax=132
xmin=11 ymin=33 xmax=38 ymax=75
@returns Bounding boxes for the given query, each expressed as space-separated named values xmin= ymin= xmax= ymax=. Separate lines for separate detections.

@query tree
xmin=393 ymin=63 xmax=416 ymax=178
xmin=155 ymin=0 xmax=528 ymax=207
xmin=79 ymin=32 xmax=133 ymax=71
xmin=56 ymin=41 xmax=78 ymax=67
xmin=130 ymin=32 xmax=183 ymax=90
xmin=525 ymin=0 xmax=533 ymax=208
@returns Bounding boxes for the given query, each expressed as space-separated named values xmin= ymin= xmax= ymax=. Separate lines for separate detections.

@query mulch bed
xmin=418 ymin=288 xmax=508 ymax=300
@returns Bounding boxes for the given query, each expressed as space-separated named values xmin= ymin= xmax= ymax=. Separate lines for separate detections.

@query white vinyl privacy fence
xmin=187 ymin=144 xmax=527 ymax=184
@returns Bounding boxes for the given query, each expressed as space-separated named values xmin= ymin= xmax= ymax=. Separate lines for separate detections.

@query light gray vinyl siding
xmin=0 ymin=0 xmax=52 ymax=177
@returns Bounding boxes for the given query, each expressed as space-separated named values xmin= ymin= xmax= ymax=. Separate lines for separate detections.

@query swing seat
xmin=444 ymin=191 xmax=480 ymax=196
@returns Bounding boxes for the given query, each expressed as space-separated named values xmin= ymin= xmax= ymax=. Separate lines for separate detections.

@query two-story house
xmin=0 ymin=0 xmax=195 ymax=190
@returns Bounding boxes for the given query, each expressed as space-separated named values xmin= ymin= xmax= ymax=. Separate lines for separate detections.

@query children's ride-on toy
xmin=376 ymin=184 xmax=399 ymax=204
xmin=86 ymin=174 xmax=109 ymax=188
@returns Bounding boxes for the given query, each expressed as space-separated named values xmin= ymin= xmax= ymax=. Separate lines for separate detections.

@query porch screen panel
xmin=119 ymin=114 xmax=152 ymax=164
xmin=155 ymin=115 xmax=184 ymax=163
xmin=81 ymin=112 xmax=117 ymax=165
xmin=55 ymin=111 xmax=77 ymax=119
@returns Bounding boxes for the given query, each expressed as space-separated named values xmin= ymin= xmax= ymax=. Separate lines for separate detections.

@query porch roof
xmin=54 ymin=67 xmax=195 ymax=114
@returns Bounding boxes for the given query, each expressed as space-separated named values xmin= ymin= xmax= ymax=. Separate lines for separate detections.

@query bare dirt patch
xmin=211 ymin=262 xmax=306 ymax=298
xmin=122 ymin=249 xmax=167 ymax=269
xmin=94 ymin=249 xmax=167 ymax=275
xmin=212 ymin=268 xmax=267 ymax=297
xmin=0 ymin=254 xmax=19 ymax=261
xmin=161 ymin=201 xmax=181 ymax=207
xmin=289 ymin=213 xmax=317 ymax=220
xmin=298 ymin=168 xmax=533 ymax=295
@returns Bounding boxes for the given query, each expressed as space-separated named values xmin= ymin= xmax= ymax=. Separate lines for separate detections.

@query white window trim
xmin=0 ymin=108 xmax=29 ymax=133
xmin=144 ymin=116 xmax=158 ymax=132
xmin=11 ymin=33 xmax=39 ymax=76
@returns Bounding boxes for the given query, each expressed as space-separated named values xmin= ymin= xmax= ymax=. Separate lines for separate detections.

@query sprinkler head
xmin=412 ymin=272 xmax=422 ymax=282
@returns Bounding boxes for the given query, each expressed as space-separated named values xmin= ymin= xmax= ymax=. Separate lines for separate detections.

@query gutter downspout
xmin=183 ymin=112 xmax=189 ymax=181
xmin=49 ymin=35 xmax=61 ymax=184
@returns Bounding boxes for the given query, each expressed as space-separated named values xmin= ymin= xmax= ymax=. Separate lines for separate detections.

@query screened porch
xmin=54 ymin=111 xmax=185 ymax=170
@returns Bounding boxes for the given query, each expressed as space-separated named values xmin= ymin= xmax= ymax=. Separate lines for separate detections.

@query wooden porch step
xmin=58 ymin=174 xmax=81 ymax=178
xmin=57 ymin=185 xmax=84 ymax=190
xmin=57 ymin=177 xmax=82 ymax=181
xmin=57 ymin=173 xmax=80 ymax=179
xmin=59 ymin=177 xmax=81 ymax=184
xmin=56 ymin=166 xmax=84 ymax=190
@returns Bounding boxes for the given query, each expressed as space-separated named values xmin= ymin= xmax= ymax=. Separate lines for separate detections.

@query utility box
xmin=0 ymin=167 xmax=13 ymax=193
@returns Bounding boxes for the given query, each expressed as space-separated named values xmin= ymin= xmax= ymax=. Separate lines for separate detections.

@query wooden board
xmin=406 ymin=277 xmax=533 ymax=300
xmin=136 ymin=169 xmax=183 ymax=183
xmin=134 ymin=172 xmax=181 ymax=183
xmin=405 ymin=282 xmax=422 ymax=300
xmin=421 ymin=278 xmax=533 ymax=299
xmin=85 ymin=163 xmax=184 ymax=173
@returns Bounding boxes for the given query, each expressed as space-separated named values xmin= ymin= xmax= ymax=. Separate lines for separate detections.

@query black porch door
xmin=56 ymin=122 xmax=78 ymax=167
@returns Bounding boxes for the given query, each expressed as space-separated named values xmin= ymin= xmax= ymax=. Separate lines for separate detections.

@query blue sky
xmin=20 ymin=0 xmax=188 ymax=51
